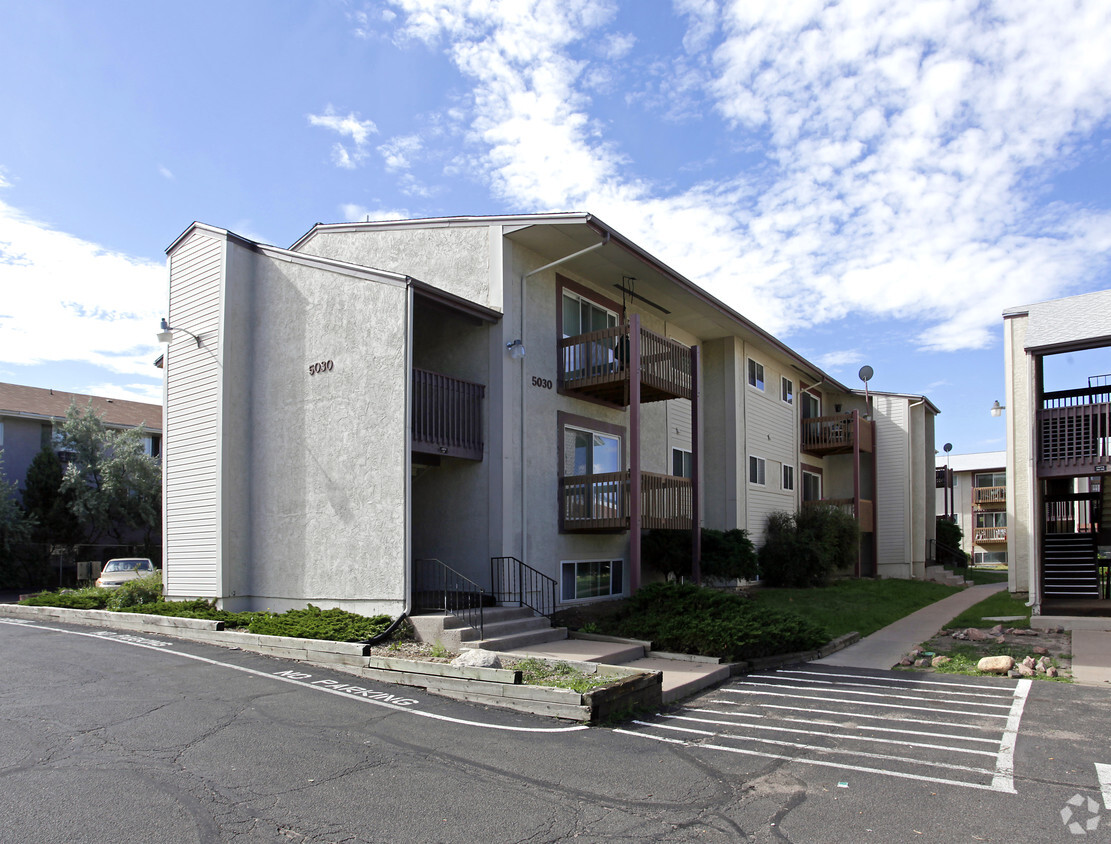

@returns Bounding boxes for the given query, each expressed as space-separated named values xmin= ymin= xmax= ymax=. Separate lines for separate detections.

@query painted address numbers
xmin=309 ymin=360 xmax=334 ymax=376
xmin=531 ymin=376 xmax=553 ymax=390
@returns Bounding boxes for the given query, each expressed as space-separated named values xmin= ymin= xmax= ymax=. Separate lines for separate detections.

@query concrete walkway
xmin=814 ymin=581 xmax=1008 ymax=670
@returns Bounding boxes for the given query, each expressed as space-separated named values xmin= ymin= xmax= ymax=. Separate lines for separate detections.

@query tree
xmin=0 ymin=451 xmax=36 ymax=587
xmin=21 ymin=447 xmax=82 ymax=546
xmin=56 ymin=403 xmax=161 ymax=545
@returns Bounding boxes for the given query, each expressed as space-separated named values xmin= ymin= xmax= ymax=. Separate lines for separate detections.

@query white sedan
xmin=96 ymin=558 xmax=156 ymax=589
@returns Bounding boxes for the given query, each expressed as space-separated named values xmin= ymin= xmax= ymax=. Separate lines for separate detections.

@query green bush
xmin=610 ymin=582 xmax=829 ymax=661
xmin=247 ymin=604 xmax=393 ymax=642
xmin=20 ymin=587 xmax=110 ymax=609
xmin=642 ymin=528 xmax=758 ymax=581
xmin=106 ymin=571 xmax=163 ymax=609
xmin=758 ymin=505 xmax=860 ymax=587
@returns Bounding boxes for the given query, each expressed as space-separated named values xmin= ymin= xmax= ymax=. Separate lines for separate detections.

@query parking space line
xmin=992 ymin=679 xmax=1032 ymax=793
xmin=719 ymin=687 xmax=1011 ymax=718
xmin=775 ymin=668 xmax=1014 ymax=693
xmin=726 ymin=681 xmax=1013 ymax=709
xmin=698 ymin=701 xmax=1008 ymax=732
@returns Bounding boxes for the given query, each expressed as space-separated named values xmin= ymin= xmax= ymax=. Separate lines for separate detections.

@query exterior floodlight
xmin=157 ymin=317 xmax=201 ymax=347
xmin=506 ymin=339 xmax=525 ymax=359
xmin=990 ymin=400 xmax=1005 ymax=417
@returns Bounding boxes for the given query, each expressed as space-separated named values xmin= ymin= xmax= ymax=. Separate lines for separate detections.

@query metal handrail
xmin=491 ymin=556 xmax=558 ymax=618
xmin=928 ymin=538 xmax=967 ymax=569
xmin=413 ymin=558 xmax=484 ymax=639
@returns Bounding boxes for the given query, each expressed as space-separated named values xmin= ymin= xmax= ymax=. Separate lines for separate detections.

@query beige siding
xmin=164 ymin=230 xmax=224 ymax=598
xmin=875 ymin=395 xmax=910 ymax=575
xmin=743 ymin=346 xmax=800 ymax=544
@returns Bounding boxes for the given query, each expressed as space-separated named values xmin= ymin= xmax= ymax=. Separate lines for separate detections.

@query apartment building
xmin=936 ymin=452 xmax=1007 ymax=566
xmin=160 ymin=214 xmax=937 ymax=615
xmin=1002 ymin=290 xmax=1111 ymax=616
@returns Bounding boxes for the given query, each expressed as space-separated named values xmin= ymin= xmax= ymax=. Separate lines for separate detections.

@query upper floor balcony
xmin=558 ymin=319 xmax=693 ymax=407
xmin=973 ymin=486 xmax=1006 ymax=507
xmin=559 ymin=470 xmax=693 ymax=532
xmin=411 ymin=368 xmax=485 ymax=461
xmin=1038 ymin=385 xmax=1111 ymax=477
xmin=974 ymin=526 xmax=1007 ymax=543
xmin=800 ymin=411 xmax=874 ymax=457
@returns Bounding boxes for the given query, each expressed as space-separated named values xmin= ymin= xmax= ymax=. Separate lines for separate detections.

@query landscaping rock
xmin=1022 ymin=656 xmax=1036 ymax=670
xmin=989 ymin=625 xmax=1004 ymax=636
xmin=995 ymin=636 xmax=1006 ymax=644
xmin=899 ymin=657 xmax=914 ymax=666
xmin=451 ymin=649 xmax=502 ymax=669
xmin=914 ymin=658 xmax=930 ymax=668
xmin=1017 ymin=663 xmax=1035 ymax=677
xmin=951 ymin=631 xmax=968 ymax=640
xmin=967 ymin=628 xmax=990 ymax=642
xmin=978 ymin=655 xmax=1015 ymax=674
xmin=1047 ymin=666 xmax=1059 ymax=678
xmin=931 ymin=656 xmax=951 ymax=668
xmin=1033 ymin=646 xmax=1049 ymax=656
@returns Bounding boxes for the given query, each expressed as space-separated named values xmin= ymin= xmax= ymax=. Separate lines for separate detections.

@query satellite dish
xmin=858 ymin=365 xmax=874 ymax=382
xmin=944 ymin=442 xmax=953 ymax=453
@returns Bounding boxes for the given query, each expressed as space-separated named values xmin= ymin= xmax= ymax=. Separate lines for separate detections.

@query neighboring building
xmin=1002 ymin=289 xmax=1111 ymax=617
xmin=936 ymin=452 xmax=1007 ymax=566
xmin=0 ymin=381 xmax=162 ymax=496
xmin=160 ymin=214 xmax=938 ymax=615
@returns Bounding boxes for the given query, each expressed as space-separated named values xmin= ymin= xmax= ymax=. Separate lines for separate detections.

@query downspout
xmin=909 ymin=398 xmax=925 ymax=579
xmin=518 ymin=232 xmax=611 ymax=566
xmin=374 ymin=281 xmax=416 ymax=644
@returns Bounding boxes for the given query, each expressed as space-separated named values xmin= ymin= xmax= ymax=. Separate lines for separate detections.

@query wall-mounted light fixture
xmin=506 ymin=338 xmax=525 ymax=359
xmin=157 ymin=317 xmax=202 ymax=347
xmin=990 ymin=400 xmax=1006 ymax=417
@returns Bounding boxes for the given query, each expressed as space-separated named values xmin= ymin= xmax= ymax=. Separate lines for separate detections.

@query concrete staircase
xmin=409 ymin=606 xmax=569 ymax=651
xmin=924 ymin=565 xmax=972 ymax=587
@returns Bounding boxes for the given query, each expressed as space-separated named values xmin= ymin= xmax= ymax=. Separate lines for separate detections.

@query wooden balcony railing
xmin=973 ymin=486 xmax=1006 ymax=507
xmin=411 ymin=368 xmax=485 ymax=461
xmin=804 ymin=497 xmax=874 ymax=533
xmin=559 ymin=470 xmax=692 ymax=532
xmin=1038 ymin=394 xmax=1111 ymax=477
xmin=974 ymin=526 xmax=1007 ymax=543
xmin=800 ymin=412 xmax=874 ymax=456
xmin=558 ymin=321 xmax=693 ymax=406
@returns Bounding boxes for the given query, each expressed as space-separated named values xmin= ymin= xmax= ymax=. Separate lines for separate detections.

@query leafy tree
xmin=0 ymin=452 xmax=36 ymax=587
xmin=56 ymin=403 xmax=161 ymax=545
xmin=21 ymin=447 xmax=82 ymax=546
xmin=642 ymin=527 xmax=758 ymax=581
xmin=758 ymin=505 xmax=860 ymax=588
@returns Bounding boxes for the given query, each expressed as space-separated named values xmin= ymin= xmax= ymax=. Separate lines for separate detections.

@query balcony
xmin=558 ymin=321 xmax=693 ymax=406
xmin=411 ymin=368 xmax=485 ymax=461
xmin=559 ymin=471 xmax=692 ymax=532
xmin=1038 ymin=386 xmax=1111 ymax=477
xmin=975 ymin=526 xmax=1007 ymax=543
xmin=973 ymin=486 xmax=1006 ymax=507
xmin=800 ymin=412 xmax=874 ymax=457
xmin=804 ymin=497 xmax=874 ymax=533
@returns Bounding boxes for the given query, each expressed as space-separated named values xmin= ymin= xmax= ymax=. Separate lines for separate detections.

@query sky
xmin=2 ymin=0 xmax=1111 ymax=456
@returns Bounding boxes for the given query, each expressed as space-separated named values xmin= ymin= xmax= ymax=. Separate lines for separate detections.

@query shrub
xmin=642 ymin=528 xmax=758 ymax=581
xmin=247 ymin=604 xmax=393 ymax=642
xmin=20 ymin=587 xmax=110 ymax=609
xmin=758 ymin=505 xmax=860 ymax=587
xmin=610 ymin=581 xmax=828 ymax=661
xmin=106 ymin=571 xmax=163 ymax=609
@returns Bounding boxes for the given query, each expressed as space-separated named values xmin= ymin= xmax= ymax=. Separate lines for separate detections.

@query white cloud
xmin=382 ymin=0 xmax=1111 ymax=351
xmin=815 ymin=350 xmax=864 ymax=371
xmin=378 ymin=135 xmax=423 ymax=171
xmin=308 ymin=106 xmax=379 ymax=168
xmin=340 ymin=204 xmax=411 ymax=222
xmin=0 ymin=190 xmax=165 ymax=382
xmin=158 ymin=165 xmax=175 ymax=180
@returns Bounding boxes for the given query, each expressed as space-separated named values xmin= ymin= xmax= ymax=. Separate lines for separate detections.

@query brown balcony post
xmin=629 ymin=313 xmax=642 ymax=593
xmin=691 ymin=343 xmax=701 ymax=584
xmin=852 ymin=409 xmax=861 ymax=578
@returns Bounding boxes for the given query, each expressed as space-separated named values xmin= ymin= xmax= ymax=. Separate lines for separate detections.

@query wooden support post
xmin=629 ymin=315 xmax=642 ymax=593
xmin=691 ymin=344 xmax=701 ymax=584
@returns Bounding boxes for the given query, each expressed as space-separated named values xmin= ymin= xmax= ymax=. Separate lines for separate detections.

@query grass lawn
xmin=945 ymin=589 xmax=1031 ymax=629
xmin=752 ymin=578 xmax=961 ymax=639
xmin=962 ymin=568 xmax=1009 ymax=585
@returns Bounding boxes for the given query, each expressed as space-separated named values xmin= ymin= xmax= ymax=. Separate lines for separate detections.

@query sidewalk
xmin=813 ymin=582 xmax=1008 ymax=670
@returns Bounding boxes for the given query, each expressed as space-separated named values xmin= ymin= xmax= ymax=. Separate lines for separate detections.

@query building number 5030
xmin=531 ymin=376 xmax=553 ymax=390
xmin=309 ymin=360 xmax=334 ymax=376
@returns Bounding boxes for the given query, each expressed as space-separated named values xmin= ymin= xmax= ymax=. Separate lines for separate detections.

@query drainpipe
xmin=909 ymin=398 xmax=925 ymax=579
xmin=517 ymin=233 xmax=611 ymax=568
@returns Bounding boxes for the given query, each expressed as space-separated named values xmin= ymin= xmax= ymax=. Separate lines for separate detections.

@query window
xmin=782 ymin=464 xmax=795 ymax=491
xmin=747 ymin=359 xmax=765 ymax=391
xmin=749 ymin=455 xmax=766 ymax=485
xmin=672 ymin=447 xmax=692 ymax=479
xmin=559 ymin=413 xmax=625 ymax=528
xmin=973 ymin=551 xmax=1008 ymax=566
xmin=781 ymin=377 xmax=793 ymax=405
xmin=976 ymin=511 xmax=1007 ymax=528
xmin=0 ymin=420 xmax=3 ymax=448
xmin=565 ymin=426 xmax=621 ymax=476
xmin=561 ymin=559 xmax=624 ymax=601
xmin=802 ymin=469 xmax=822 ymax=502
xmin=561 ymin=287 xmax=620 ymax=379
xmin=144 ymin=434 xmax=162 ymax=459
xmin=800 ymin=390 xmax=821 ymax=419
xmin=974 ymin=472 xmax=1005 ymax=488
xmin=562 ymin=289 xmax=618 ymax=338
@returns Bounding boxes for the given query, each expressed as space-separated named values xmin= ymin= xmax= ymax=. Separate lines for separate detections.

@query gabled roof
xmin=1004 ymin=288 xmax=1111 ymax=353
xmin=0 ymin=382 xmax=161 ymax=431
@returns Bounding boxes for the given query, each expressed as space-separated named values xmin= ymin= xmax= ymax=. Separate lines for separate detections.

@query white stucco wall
xmin=1004 ymin=312 xmax=1033 ymax=596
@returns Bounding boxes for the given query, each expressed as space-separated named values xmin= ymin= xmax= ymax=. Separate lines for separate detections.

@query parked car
xmin=96 ymin=558 xmax=156 ymax=589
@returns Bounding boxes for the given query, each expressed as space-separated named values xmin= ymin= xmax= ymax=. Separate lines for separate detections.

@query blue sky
xmin=2 ymin=0 xmax=1111 ymax=455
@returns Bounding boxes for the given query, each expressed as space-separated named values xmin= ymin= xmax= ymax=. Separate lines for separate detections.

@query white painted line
xmin=661 ymin=714 xmax=998 ymax=757
xmin=726 ymin=681 xmax=1013 ymax=710
xmin=751 ymin=673 xmax=1012 ymax=701
xmin=991 ymin=679 xmax=1031 ymax=793
xmin=774 ymin=668 xmax=1016 ymax=693
xmin=1 ymin=619 xmax=589 ymax=734
xmin=719 ymin=687 xmax=1010 ymax=718
xmin=642 ymin=721 xmax=1000 ymax=777
xmin=699 ymin=701 xmax=1006 ymax=733
xmin=617 ymin=729 xmax=1015 ymax=794
xmin=1096 ymin=763 xmax=1111 ymax=810
xmin=775 ymin=716 xmax=999 ymax=745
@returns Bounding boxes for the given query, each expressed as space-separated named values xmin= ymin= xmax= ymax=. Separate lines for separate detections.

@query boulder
xmin=1033 ymin=646 xmax=1049 ymax=656
xmin=451 ymin=649 xmax=502 ymax=669
xmin=967 ymin=628 xmax=990 ymax=642
xmin=1022 ymin=656 xmax=1036 ymax=669
xmin=995 ymin=636 xmax=1006 ymax=644
xmin=989 ymin=625 xmax=1004 ymax=636
xmin=914 ymin=658 xmax=930 ymax=668
xmin=977 ymin=655 xmax=1015 ymax=674
xmin=931 ymin=656 xmax=951 ymax=668
xmin=1047 ymin=666 xmax=1059 ymax=678
xmin=1017 ymin=663 xmax=1035 ymax=677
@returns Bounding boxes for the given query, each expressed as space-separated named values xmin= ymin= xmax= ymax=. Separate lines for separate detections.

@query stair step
xmin=440 ymin=606 xmax=534 ymax=629
xmin=468 ymin=627 xmax=570 ymax=651
xmin=457 ymin=615 xmax=552 ymax=642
